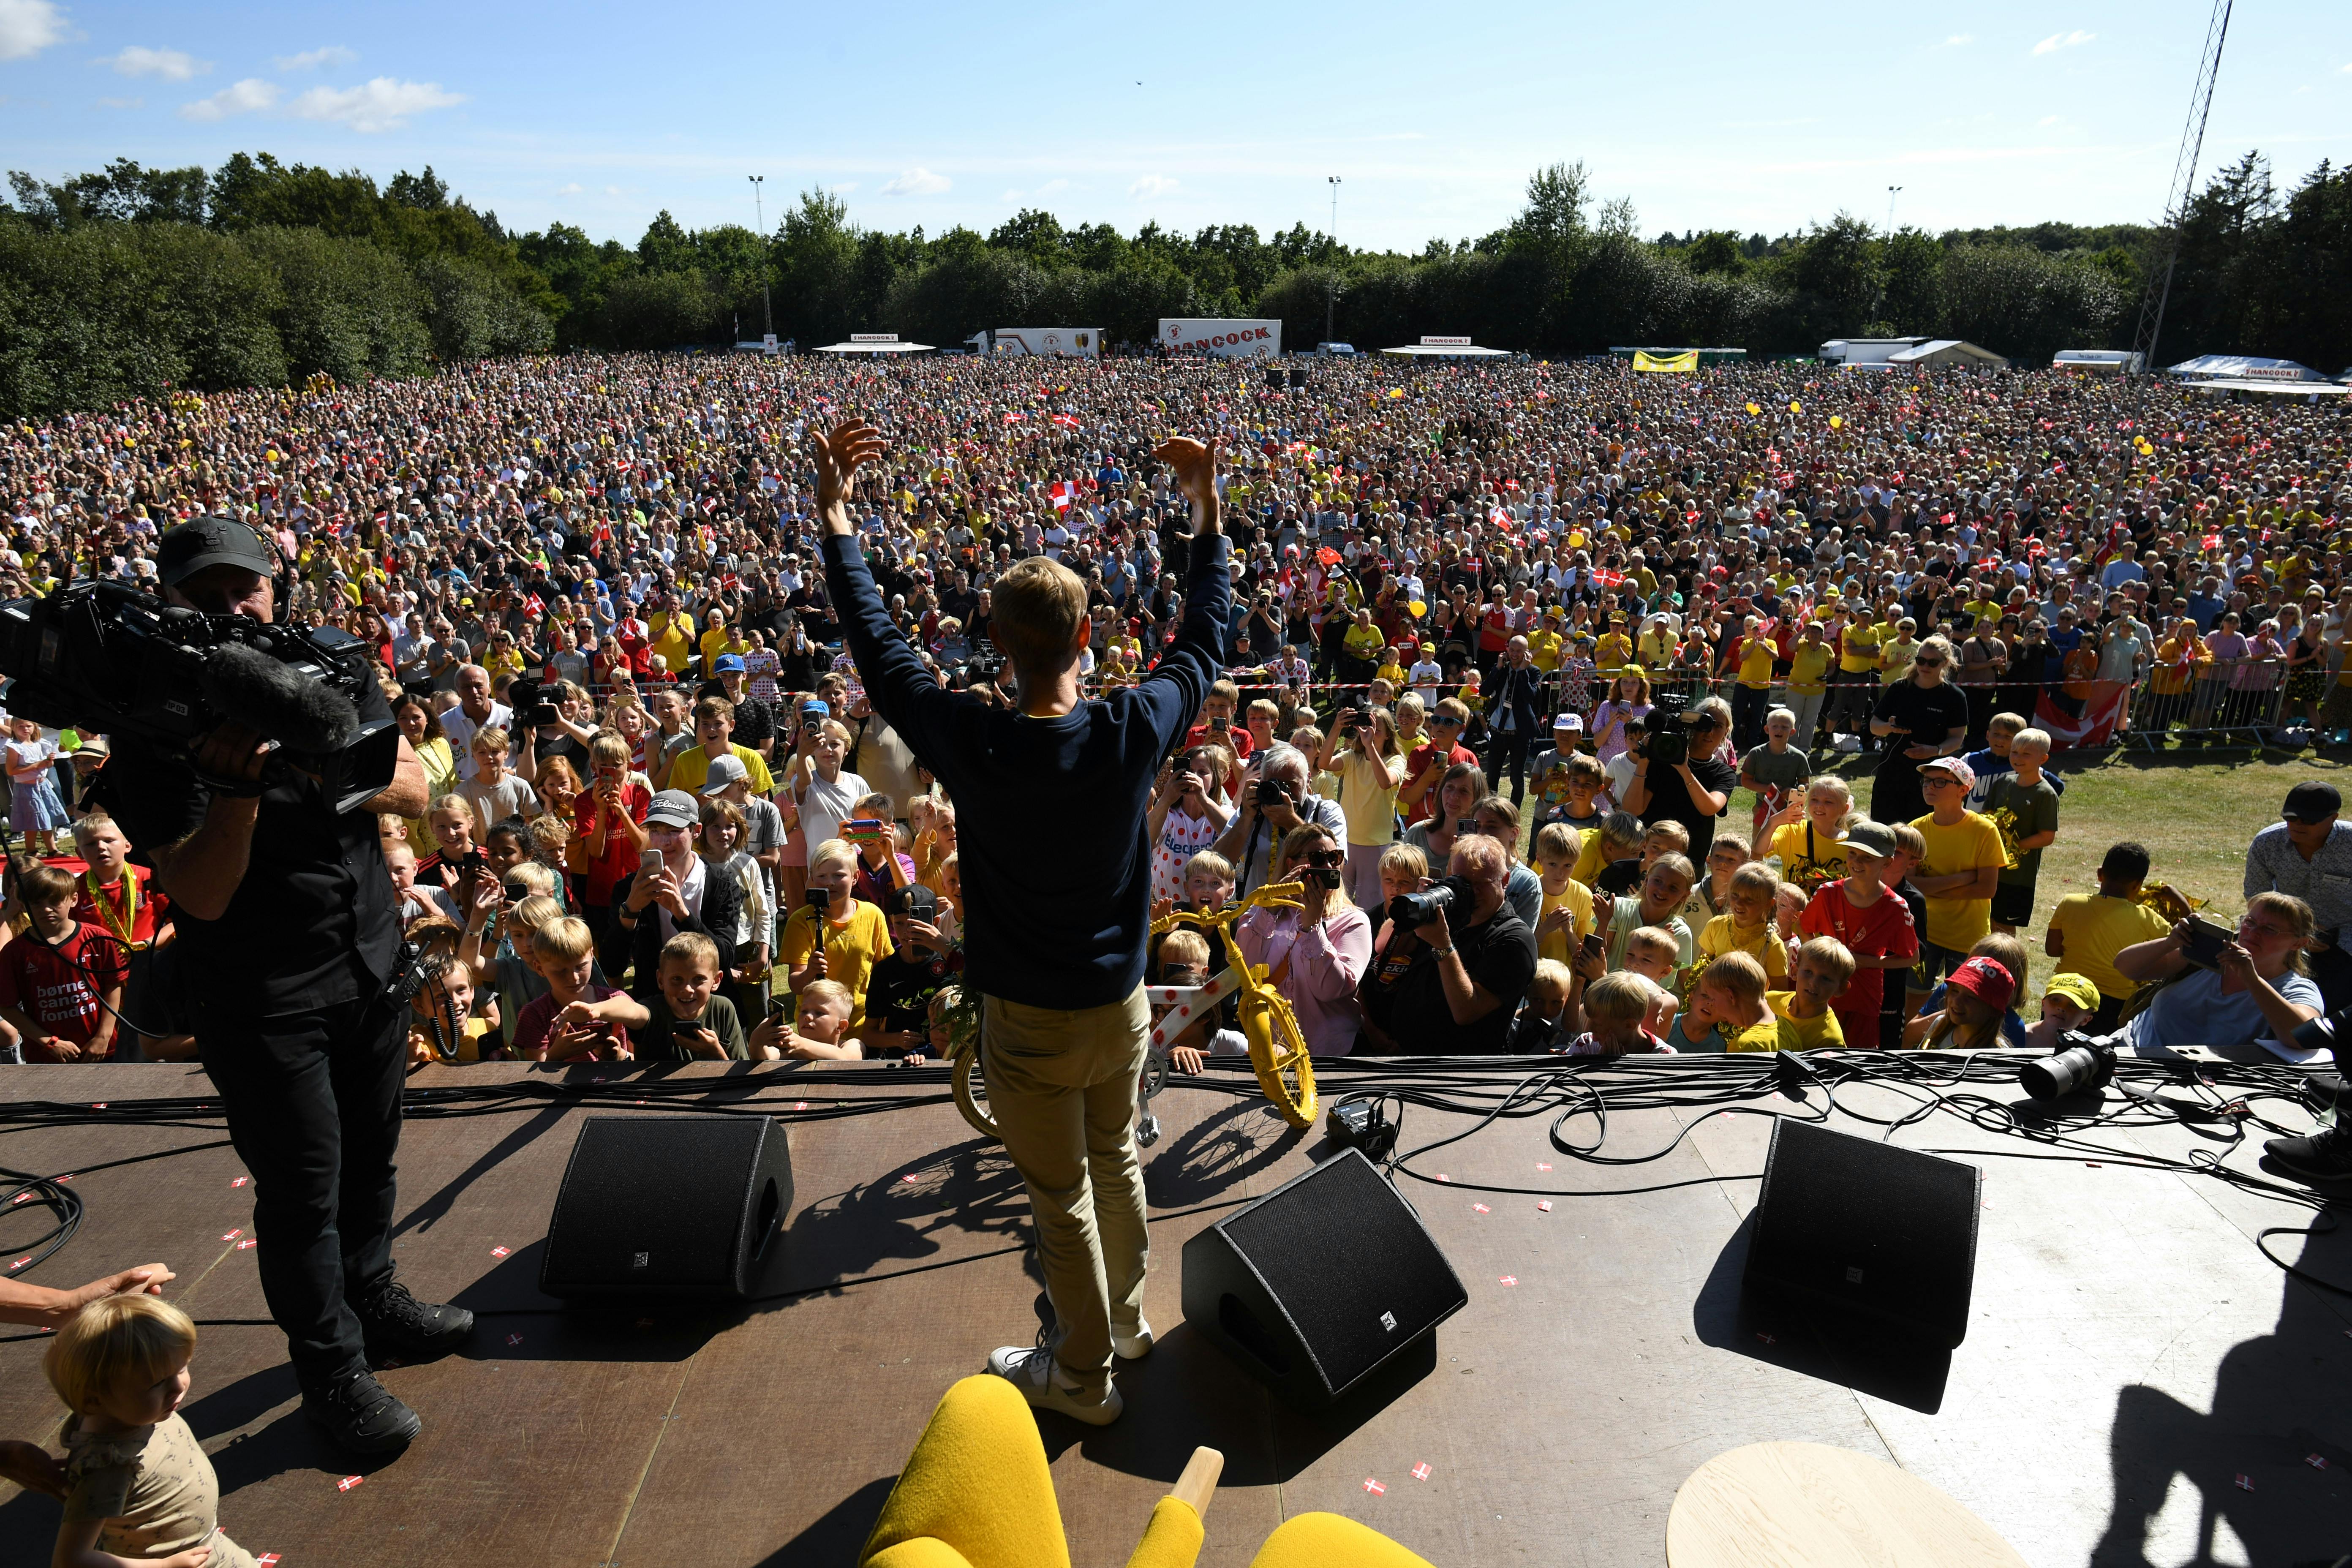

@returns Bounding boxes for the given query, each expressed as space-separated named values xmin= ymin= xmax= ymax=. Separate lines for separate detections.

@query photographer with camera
xmin=1214 ymin=743 xmax=1345 ymax=896
xmin=1357 ymin=833 xmax=1536 ymax=1056
xmin=813 ymin=417 xmax=1229 ymax=1428
xmin=93 ymin=518 xmax=471 ymax=1456
xmin=1620 ymin=693 xmax=1739 ymax=861
xmin=2108 ymin=893 xmax=2321 ymax=1068
xmin=1234 ymin=822 xmax=1372 ymax=1056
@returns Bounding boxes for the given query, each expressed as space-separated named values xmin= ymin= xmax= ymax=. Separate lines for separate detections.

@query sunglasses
xmin=1297 ymin=849 xmax=1347 ymax=868
xmin=1913 ymin=657 xmax=1945 ymax=668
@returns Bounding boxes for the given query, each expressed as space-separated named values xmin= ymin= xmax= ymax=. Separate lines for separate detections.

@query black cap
xmin=2282 ymin=781 xmax=2341 ymax=824
xmin=157 ymin=517 xmax=274 ymax=588
xmin=888 ymin=884 xmax=938 ymax=920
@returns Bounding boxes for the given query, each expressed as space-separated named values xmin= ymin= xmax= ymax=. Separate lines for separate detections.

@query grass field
xmin=1777 ymin=746 xmax=2340 ymax=999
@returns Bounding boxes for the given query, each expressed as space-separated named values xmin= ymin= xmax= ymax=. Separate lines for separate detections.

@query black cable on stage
xmin=1 ymin=1165 xmax=84 ymax=1280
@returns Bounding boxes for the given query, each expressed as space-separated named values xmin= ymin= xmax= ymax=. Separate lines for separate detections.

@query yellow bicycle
xmin=949 ymin=880 xmax=1320 ymax=1141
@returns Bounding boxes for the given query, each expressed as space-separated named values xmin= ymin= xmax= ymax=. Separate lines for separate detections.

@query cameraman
xmin=1621 ymin=693 xmax=1738 ymax=861
xmin=1214 ymin=743 xmax=1345 ymax=895
xmin=1358 ymin=834 xmax=1535 ymax=1056
xmin=97 ymin=518 xmax=469 ymax=1456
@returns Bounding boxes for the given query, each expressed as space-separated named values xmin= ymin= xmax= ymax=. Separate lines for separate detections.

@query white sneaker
xmin=1112 ymin=1316 xmax=1155 ymax=1360
xmin=986 ymin=1344 xmax=1124 ymax=1426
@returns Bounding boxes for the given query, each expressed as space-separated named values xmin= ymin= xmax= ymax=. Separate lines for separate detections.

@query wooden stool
xmin=1667 ymin=1442 xmax=2029 ymax=1568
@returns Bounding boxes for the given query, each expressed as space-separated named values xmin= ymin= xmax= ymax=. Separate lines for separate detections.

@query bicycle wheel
xmin=1239 ymin=988 xmax=1317 ymax=1128
xmin=951 ymin=1041 xmax=1003 ymax=1142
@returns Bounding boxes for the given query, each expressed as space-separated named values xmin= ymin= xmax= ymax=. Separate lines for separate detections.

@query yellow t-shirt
xmin=1786 ymin=643 xmax=1832 ymax=695
xmin=1767 ymin=992 xmax=1846 ymax=1048
xmin=2046 ymin=893 xmax=2172 ymax=1001
xmin=1910 ymin=810 xmax=2007 ymax=952
xmin=1737 ymin=637 xmax=1776 ymax=690
xmin=1700 ymin=914 xmax=1788 ymax=983
xmin=1838 ymin=623 xmax=1884 ymax=675
xmin=1536 ymin=877 xmax=1596 ymax=965
xmin=1335 ymin=750 xmax=1401 ymax=847
xmin=1595 ymin=632 xmax=1633 ymax=672
xmin=1526 ymin=628 xmax=1563 ymax=672
xmin=1879 ymin=636 xmax=1921 ymax=684
xmin=778 ymin=901 xmax=894 ymax=1032
xmin=1637 ymin=630 xmax=1679 ymax=671
xmin=1724 ymin=1012 xmax=1805 ymax=1053
xmin=661 ymin=742 xmax=776 ymax=798
xmin=1569 ymin=827 xmax=1613 ymax=888
xmin=1766 ymin=821 xmax=1847 ymax=888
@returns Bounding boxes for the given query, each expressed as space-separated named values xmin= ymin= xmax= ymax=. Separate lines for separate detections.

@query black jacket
xmin=601 ymin=862 xmax=742 ymax=1000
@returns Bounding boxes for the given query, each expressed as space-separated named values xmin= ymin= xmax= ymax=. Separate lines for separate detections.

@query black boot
xmin=300 ymin=1365 xmax=422 ymax=1454
xmin=356 ymin=1279 xmax=476 ymax=1362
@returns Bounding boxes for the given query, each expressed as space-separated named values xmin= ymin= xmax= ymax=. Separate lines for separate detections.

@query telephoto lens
xmin=2018 ymin=1031 xmax=2118 ymax=1100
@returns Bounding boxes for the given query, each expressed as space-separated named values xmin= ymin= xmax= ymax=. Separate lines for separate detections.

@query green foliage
xmin=3 ymin=144 xmax=2348 ymax=419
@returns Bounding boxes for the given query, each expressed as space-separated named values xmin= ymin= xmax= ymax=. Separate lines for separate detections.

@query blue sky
xmin=5 ymin=0 xmax=2350 ymax=249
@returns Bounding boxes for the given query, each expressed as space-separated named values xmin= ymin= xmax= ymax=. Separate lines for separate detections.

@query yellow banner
xmin=1632 ymin=350 xmax=1698 ymax=373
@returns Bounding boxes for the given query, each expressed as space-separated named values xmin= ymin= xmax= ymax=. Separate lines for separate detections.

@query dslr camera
xmin=1389 ymin=873 xmax=1475 ymax=930
xmin=509 ymin=675 xmax=561 ymax=728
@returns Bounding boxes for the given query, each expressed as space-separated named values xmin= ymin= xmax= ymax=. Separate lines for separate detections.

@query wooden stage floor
xmin=0 ymin=1059 xmax=2346 ymax=1567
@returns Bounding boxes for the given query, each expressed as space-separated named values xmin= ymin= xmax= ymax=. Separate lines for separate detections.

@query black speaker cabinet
xmin=1742 ymin=1119 xmax=1981 ymax=1348
xmin=540 ymin=1116 xmax=792 ymax=1299
xmin=1182 ymin=1149 xmax=1466 ymax=1407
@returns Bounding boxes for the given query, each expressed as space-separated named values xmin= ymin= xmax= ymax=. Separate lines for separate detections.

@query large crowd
xmin=0 ymin=350 xmax=2345 ymax=1089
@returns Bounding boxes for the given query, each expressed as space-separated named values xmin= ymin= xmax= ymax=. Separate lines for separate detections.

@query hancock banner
xmin=1159 ymin=318 xmax=1282 ymax=359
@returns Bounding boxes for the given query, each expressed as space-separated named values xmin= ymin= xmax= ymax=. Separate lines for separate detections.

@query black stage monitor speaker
xmin=1182 ymin=1149 xmax=1465 ymax=1408
xmin=1742 ymin=1118 xmax=1980 ymax=1348
xmin=540 ymin=1116 xmax=793 ymax=1300
xmin=1265 ymin=366 xmax=1287 ymax=391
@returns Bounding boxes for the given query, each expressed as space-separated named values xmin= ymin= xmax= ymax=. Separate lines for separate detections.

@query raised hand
xmin=1151 ymin=436 xmax=1221 ymax=535
xmin=814 ymin=420 xmax=887 ymax=531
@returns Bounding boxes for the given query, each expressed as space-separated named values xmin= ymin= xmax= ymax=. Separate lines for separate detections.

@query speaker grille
xmin=544 ymin=1117 xmax=776 ymax=1296
xmin=1746 ymin=1119 xmax=1980 ymax=1345
xmin=1220 ymin=1153 xmax=1463 ymax=1393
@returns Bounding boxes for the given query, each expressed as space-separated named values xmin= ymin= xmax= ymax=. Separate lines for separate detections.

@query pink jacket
xmin=1237 ymin=902 xmax=1373 ymax=1056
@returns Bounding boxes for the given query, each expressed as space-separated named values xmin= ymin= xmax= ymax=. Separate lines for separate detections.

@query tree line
xmin=2 ymin=148 xmax=2346 ymax=420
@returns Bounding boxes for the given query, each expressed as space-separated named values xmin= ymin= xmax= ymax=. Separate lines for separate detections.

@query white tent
xmin=2185 ymin=378 xmax=2348 ymax=397
xmin=1383 ymin=335 xmax=1510 ymax=358
xmin=1886 ymin=339 xmax=2009 ymax=371
xmin=812 ymin=334 xmax=933 ymax=355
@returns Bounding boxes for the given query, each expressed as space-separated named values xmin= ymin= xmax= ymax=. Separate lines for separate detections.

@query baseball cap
xmin=158 ymin=516 xmax=273 ymax=588
xmin=887 ymin=884 xmax=938 ymax=920
xmin=1946 ymin=956 xmax=2017 ymax=1013
xmin=2042 ymin=972 xmax=2101 ymax=1015
xmin=800 ymin=697 xmax=830 ymax=720
xmin=2282 ymin=781 xmax=2341 ymax=823
xmin=1552 ymin=713 xmax=1583 ymax=732
xmin=645 ymin=789 xmax=700 ymax=829
xmin=714 ymin=653 xmax=746 ymax=673
xmin=1843 ymin=819 xmax=1897 ymax=859
xmin=1917 ymin=755 xmax=1976 ymax=790
xmin=699 ymin=754 xmax=749 ymax=796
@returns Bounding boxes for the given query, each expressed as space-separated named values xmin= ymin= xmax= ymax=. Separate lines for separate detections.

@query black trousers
xmin=1486 ymin=726 xmax=1533 ymax=804
xmin=198 ymin=991 xmax=406 ymax=1384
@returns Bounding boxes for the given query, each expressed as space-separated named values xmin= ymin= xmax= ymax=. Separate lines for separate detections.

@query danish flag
xmin=1048 ymin=482 xmax=1077 ymax=512
xmin=523 ymin=593 xmax=546 ymax=619
xmin=1052 ymin=414 xmax=1081 ymax=429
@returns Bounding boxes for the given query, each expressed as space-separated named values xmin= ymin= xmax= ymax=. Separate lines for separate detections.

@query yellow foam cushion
xmin=858 ymin=1376 xmax=1072 ymax=1568
xmin=1250 ymin=1512 xmax=1438 ymax=1568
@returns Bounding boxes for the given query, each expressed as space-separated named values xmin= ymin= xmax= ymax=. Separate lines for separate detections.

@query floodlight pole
xmin=749 ymin=174 xmax=774 ymax=343
xmin=1885 ymin=185 xmax=1901 ymax=235
xmin=1326 ymin=176 xmax=1342 ymax=348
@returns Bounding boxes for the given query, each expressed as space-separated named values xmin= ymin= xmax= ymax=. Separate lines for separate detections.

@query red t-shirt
xmin=1799 ymin=879 xmax=1919 ymax=1024
xmin=1479 ymin=607 xmax=1513 ymax=653
xmin=0 ymin=924 xmax=128 ymax=1056
xmin=71 ymin=868 xmax=170 ymax=950
xmin=516 ymin=983 xmax=632 ymax=1062
xmin=572 ymin=782 xmax=653 ymax=905
xmin=1402 ymin=742 xmax=1478 ymax=825
xmin=1183 ymin=723 xmax=1254 ymax=760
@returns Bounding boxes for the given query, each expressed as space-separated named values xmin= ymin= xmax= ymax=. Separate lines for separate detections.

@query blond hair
xmin=532 ymin=915 xmax=596 ymax=965
xmin=809 ymin=838 xmax=859 ymax=876
xmin=1158 ymin=928 xmax=1211 ymax=970
xmin=1379 ymin=842 xmax=1429 ymax=882
xmin=992 ymin=555 xmax=1089 ymax=673
xmin=1627 ymin=925 xmax=1682 ymax=964
xmin=45 ymin=1294 xmax=194 ymax=1416
xmin=1583 ymin=970 xmax=1656 ymax=1024
xmin=798 ymin=978 xmax=855 ymax=1016
xmin=1698 ymin=950 xmax=1769 ymax=1004
xmin=659 ymin=930 xmax=720 ymax=972
xmin=1796 ymin=935 xmax=1856 ymax=986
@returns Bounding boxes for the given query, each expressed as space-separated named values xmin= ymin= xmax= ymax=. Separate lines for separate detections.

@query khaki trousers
xmin=981 ymin=984 xmax=1152 ymax=1395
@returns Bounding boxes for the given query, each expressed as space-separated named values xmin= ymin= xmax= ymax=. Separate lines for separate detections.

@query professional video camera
xmin=1639 ymin=688 xmax=1704 ymax=766
xmin=0 ymin=578 xmax=398 ymax=814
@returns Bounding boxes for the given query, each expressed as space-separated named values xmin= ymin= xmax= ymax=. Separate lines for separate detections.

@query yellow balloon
xmin=1409 ymin=599 xmax=1428 ymax=617
xmin=266 ymin=447 xmax=280 ymax=462
xmin=1746 ymin=403 xmax=1760 ymax=415
xmin=1789 ymin=401 xmax=1802 ymax=414
xmin=1829 ymin=415 xmax=1843 ymax=429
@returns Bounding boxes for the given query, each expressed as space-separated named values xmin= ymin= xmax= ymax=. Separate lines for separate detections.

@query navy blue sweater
xmin=822 ymin=530 xmax=1228 ymax=1009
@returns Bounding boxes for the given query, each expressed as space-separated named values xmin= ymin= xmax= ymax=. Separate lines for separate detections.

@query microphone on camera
xmin=198 ymin=641 xmax=361 ymax=754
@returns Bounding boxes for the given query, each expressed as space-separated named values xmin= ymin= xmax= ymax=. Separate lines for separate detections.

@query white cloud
xmin=273 ymin=45 xmax=354 ymax=71
xmin=288 ymin=76 xmax=462 ymax=132
xmin=1129 ymin=173 xmax=1178 ymax=198
xmin=0 ymin=0 xmax=68 ymax=60
xmin=1938 ymin=33 xmax=1972 ymax=47
xmin=2032 ymin=29 xmax=2095 ymax=55
xmin=2038 ymin=114 xmax=2061 ymax=125
xmin=556 ymin=182 xmax=584 ymax=195
xmin=99 ymin=45 xmax=206 ymax=79
xmin=179 ymin=77 xmax=278 ymax=121
xmin=95 ymin=94 xmax=140 ymax=108
xmin=880 ymin=167 xmax=950 ymax=196
xmin=603 ymin=184 xmax=621 ymax=196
